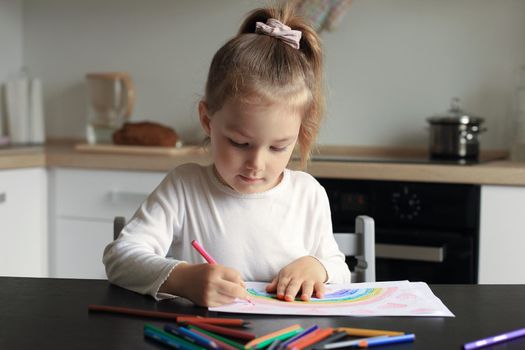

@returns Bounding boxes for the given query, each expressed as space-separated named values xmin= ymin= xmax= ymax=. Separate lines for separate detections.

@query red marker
xmin=191 ymin=239 xmax=217 ymax=264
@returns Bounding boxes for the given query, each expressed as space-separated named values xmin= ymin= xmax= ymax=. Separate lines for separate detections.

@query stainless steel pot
xmin=427 ymin=98 xmax=486 ymax=160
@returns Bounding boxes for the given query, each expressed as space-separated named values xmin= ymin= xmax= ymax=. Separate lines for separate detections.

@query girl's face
xmin=199 ymin=98 xmax=302 ymax=194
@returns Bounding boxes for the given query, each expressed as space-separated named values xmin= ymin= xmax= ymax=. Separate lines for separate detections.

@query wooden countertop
xmin=2 ymin=142 xmax=525 ymax=186
xmin=0 ymin=145 xmax=46 ymax=169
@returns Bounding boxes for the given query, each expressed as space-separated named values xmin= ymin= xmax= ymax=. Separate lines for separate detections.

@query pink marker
xmin=191 ymin=239 xmax=218 ymax=265
xmin=191 ymin=239 xmax=254 ymax=305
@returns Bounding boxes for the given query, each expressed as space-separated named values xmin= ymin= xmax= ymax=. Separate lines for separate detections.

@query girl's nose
xmin=245 ymin=149 xmax=265 ymax=172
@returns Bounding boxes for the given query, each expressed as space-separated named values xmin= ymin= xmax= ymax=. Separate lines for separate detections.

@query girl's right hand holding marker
xmin=159 ymin=263 xmax=249 ymax=307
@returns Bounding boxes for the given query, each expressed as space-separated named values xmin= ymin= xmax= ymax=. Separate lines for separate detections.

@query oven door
xmin=375 ymin=229 xmax=477 ymax=284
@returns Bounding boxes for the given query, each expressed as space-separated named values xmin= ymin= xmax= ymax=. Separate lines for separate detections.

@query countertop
xmin=2 ymin=142 xmax=525 ymax=186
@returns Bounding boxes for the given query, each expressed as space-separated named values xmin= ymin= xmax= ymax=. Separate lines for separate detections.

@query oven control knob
xmin=391 ymin=186 xmax=421 ymax=220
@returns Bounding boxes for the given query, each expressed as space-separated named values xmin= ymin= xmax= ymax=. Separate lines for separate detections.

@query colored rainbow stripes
xmin=247 ymin=287 xmax=397 ymax=306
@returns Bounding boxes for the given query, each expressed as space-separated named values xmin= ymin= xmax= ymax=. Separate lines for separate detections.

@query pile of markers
xmin=143 ymin=317 xmax=415 ymax=349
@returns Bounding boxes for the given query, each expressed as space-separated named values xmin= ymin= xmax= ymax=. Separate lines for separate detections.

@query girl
xmin=103 ymin=4 xmax=350 ymax=307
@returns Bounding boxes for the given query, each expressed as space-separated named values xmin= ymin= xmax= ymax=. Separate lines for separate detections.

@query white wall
xmin=0 ymin=0 xmax=23 ymax=135
xmin=21 ymin=0 xmax=525 ymax=149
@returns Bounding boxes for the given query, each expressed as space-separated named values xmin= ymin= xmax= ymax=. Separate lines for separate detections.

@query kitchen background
xmin=1 ymin=0 xmax=525 ymax=285
xmin=2 ymin=0 xmax=525 ymax=150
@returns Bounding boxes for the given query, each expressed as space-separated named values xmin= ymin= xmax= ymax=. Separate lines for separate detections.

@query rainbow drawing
xmin=246 ymin=286 xmax=397 ymax=308
xmin=210 ymin=281 xmax=455 ymax=317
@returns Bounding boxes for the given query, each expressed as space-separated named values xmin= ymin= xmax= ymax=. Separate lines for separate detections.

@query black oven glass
xmin=317 ymin=178 xmax=480 ymax=284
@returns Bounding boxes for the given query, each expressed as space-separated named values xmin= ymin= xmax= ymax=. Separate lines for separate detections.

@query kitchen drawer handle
xmin=376 ymin=243 xmax=444 ymax=263
xmin=108 ymin=190 xmax=149 ymax=204
xmin=0 ymin=192 xmax=5 ymax=204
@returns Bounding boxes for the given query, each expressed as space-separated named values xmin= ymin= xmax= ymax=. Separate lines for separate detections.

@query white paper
xmin=209 ymin=281 xmax=454 ymax=317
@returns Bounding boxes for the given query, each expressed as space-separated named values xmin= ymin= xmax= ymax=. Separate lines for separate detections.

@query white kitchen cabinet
xmin=479 ymin=185 xmax=525 ymax=284
xmin=49 ymin=168 xmax=166 ymax=279
xmin=0 ymin=167 xmax=47 ymax=277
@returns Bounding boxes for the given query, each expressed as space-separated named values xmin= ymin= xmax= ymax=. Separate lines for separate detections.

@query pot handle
xmin=467 ymin=125 xmax=488 ymax=133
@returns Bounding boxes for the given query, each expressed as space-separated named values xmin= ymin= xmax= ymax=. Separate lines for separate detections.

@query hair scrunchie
xmin=255 ymin=18 xmax=302 ymax=49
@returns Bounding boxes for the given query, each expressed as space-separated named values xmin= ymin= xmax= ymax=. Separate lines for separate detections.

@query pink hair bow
xmin=255 ymin=18 xmax=302 ymax=49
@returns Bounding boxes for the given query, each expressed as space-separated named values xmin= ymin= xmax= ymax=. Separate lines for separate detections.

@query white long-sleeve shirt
xmin=103 ymin=163 xmax=350 ymax=299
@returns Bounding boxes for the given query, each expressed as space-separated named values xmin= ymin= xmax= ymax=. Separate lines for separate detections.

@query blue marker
xmin=144 ymin=325 xmax=205 ymax=350
xmin=358 ymin=333 xmax=415 ymax=348
xmin=165 ymin=324 xmax=219 ymax=349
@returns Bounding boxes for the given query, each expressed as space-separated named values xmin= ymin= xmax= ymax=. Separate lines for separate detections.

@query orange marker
xmin=289 ymin=328 xmax=334 ymax=350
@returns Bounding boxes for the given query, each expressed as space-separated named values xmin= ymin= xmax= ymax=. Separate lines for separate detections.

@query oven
xmin=317 ymin=178 xmax=480 ymax=284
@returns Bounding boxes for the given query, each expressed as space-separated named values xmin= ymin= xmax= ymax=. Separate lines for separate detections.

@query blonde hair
xmin=203 ymin=3 xmax=324 ymax=168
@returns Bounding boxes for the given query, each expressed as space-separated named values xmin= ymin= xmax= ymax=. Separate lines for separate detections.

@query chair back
xmin=113 ymin=216 xmax=126 ymax=241
xmin=333 ymin=215 xmax=375 ymax=282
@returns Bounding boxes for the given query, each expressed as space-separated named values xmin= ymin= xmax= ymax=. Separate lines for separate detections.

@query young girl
xmin=103 ymin=4 xmax=350 ymax=307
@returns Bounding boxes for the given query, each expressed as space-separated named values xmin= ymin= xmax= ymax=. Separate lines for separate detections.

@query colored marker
xmin=177 ymin=316 xmax=250 ymax=327
xmin=88 ymin=304 xmax=248 ymax=325
xmin=336 ymin=327 xmax=404 ymax=337
xmin=358 ymin=333 xmax=415 ymax=348
xmin=88 ymin=304 xmax=191 ymax=320
xmin=165 ymin=324 xmax=219 ymax=349
xmin=280 ymin=325 xmax=319 ymax=349
xmin=144 ymin=324 xmax=206 ymax=350
xmin=145 ymin=328 xmax=184 ymax=350
xmin=184 ymin=320 xmax=257 ymax=340
xmin=254 ymin=328 xmax=304 ymax=349
xmin=188 ymin=325 xmax=246 ymax=350
xmin=463 ymin=328 xmax=525 ymax=350
xmin=267 ymin=339 xmax=283 ymax=350
xmin=308 ymin=331 xmax=347 ymax=349
xmin=190 ymin=328 xmax=240 ymax=350
xmin=189 ymin=240 xmax=253 ymax=305
xmin=289 ymin=328 xmax=334 ymax=350
xmin=191 ymin=239 xmax=217 ymax=264
xmin=244 ymin=324 xmax=304 ymax=349
xmin=323 ymin=336 xmax=388 ymax=349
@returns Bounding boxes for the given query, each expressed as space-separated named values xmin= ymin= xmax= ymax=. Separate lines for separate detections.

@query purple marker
xmin=280 ymin=325 xmax=319 ymax=349
xmin=463 ymin=328 xmax=525 ymax=350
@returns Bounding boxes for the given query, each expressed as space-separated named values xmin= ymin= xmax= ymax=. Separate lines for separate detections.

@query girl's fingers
xmin=300 ymin=281 xmax=315 ymax=301
xmin=276 ymin=276 xmax=291 ymax=300
xmin=207 ymin=292 xmax=238 ymax=307
xmin=283 ymin=279 xmax=302 ymax=302
xmin=266 ymin=278 xmax=278 ymax=292
xmin=217 ymin=278 xmax=249 ymax=299
xmin=314 ymin=281 xmax=326 ymax=299
xmin=219 ymin=267 xmax=247 ymax=293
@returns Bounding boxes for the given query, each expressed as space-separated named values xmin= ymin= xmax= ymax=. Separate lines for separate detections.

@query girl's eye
xmin=228 ymin=138 xmax=249 ymax=148
xmin=270 ymin=146 xmax=287 ymax=152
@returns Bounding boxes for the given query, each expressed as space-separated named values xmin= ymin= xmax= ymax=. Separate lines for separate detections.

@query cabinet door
xmin=49 ymin=168 xmax=166 ymax=278
xmin=479 ymin=185 xmax=525 ymax=284
xmin=52 ymin=218 xmax=110 ymax=279
xmin=52 ymin=168 xmax=166 ymax=220
xmin=0 ymin=167 xmax=47 ymax=277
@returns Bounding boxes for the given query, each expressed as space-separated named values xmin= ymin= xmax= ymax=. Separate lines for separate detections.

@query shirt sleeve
xmin=102 ymin=170 xmax=184 ymax=300
xmin=310 ymin=184 xmax=352 ymax=284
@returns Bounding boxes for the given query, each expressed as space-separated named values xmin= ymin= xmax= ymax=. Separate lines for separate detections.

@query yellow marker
xmin=336 ymin=327 xmax=404 ymax=337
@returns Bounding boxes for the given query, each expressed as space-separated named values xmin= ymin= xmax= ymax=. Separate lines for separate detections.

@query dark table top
xmin=1 ymin=277 xmax=525 ymax=349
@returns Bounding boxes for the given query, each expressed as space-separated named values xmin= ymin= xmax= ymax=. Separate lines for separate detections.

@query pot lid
xmin=427 ymin=97 xmax=484 ymax=125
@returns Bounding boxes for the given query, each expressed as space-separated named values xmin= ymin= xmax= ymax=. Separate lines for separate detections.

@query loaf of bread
xmin=113 ymin=121 xmax=178 ymax=147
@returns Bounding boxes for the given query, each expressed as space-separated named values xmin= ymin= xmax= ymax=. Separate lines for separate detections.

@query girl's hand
xmin=265 ymin=256 xmax=327 ymax=302
xmin=160 ymin=263 xmax=249 ymax=307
